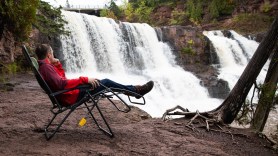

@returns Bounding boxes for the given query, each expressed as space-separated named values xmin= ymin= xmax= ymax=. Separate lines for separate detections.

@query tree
xmin=66 ymin=0 xmax=70 ymax=8
xmin=186 ymin=0 xmax=194 ymax=17
xmin=34 ymin=1 xmax=69 ymax=37
xmin=0 ymin=0 xmax=39 ymax=41
xmin=164 ymin=16 xmax=278 ymax=127
xmin=194 ymin=0 xmax=202 ymax=22
xmin=211 ymin=16 xmax=278 ymax=124
xmin=186 ymin=0 xmax=203 ymax=23
xmin=124 ymin=2 xmax=135 ymax=22
xmin=108 ymin=0 xmax=122 ymax=18
xmin=134 ymin=1 xmax=153 ymax=23
xmin=251 ymin=46 xmax=278 ymax=132
xmin=208 ymin=0 xmax=219 ymax=19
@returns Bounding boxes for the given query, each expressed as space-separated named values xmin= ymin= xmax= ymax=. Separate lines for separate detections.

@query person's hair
xmin=35 ymin=44 xmax=52 ymax=60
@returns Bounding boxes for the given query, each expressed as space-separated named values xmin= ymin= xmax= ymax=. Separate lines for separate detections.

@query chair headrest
xmin=30 ymin=57 xmax=39 ymax=70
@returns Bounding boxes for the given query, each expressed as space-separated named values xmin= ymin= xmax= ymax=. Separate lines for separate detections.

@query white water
xmin=59 ymin=11 xmax=222 ymax=117
xmin=204 ymin=31 xmax=278 ymax=135
xmin=203 ymin=30 xmax=268 ymax=100
xmin=204 ymin=31 xmax=259 ymax=89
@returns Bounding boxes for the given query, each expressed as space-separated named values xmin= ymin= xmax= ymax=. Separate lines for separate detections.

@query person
xmin=35 ymin=44 xmax=154 ymax=106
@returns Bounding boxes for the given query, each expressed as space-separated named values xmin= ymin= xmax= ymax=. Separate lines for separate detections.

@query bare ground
xmin=0 ymin=72 xmax=277 ymax=156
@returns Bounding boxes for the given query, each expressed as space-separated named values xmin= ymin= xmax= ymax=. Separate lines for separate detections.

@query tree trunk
xmin=211 ymin=16 xmax=278 ymax=124
xmin=251 ymin=46 xmax=278 ymax=132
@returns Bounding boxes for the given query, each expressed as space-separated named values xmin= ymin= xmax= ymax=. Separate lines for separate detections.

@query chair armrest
xmin=50 ymin=84 xmax=92 ymax=97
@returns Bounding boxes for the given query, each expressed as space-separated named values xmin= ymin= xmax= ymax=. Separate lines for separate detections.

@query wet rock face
xmin=207 ymin=79 xmax=230 ymax=99
xmin=159 ymin=26 xmax=230 ymax=99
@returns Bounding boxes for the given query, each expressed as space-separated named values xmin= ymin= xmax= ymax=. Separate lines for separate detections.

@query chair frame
xmin=22 ymin=45 xmax=145 ymax=140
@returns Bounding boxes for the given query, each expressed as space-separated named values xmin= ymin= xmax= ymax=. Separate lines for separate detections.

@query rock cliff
xmin=159 ymin=25 xmax=230 ymax=99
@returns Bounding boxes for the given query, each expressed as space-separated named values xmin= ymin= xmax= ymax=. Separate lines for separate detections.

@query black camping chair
xmin=22 ymin=45 xmax=145 ymax=140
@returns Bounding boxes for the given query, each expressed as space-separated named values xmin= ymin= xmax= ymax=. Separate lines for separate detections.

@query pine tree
xmin=66 ymin=0 xmax=70 ymax=8
xmin=208 ymin=0 xmax=219 ymax=19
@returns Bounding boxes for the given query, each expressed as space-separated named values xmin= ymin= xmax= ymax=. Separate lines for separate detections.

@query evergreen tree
xmin=0 ymin=0 xmax=39 ymax=41
xmin=124 ymin=2 xmax=135 ymax=22
xmin=35 ymin=1 xmax=69 ymax=37
xmin=208 ymin=0 xmax=219 ymax=19
xmin=195 ymin=0 xmax=202 ymax=22
xmin=186 ymin=0 xmax=194 ymax=17
xmin=108 ymin=0 xmax=122 ymax=18
xmin=66 ymin=0 xmax=70 ymax=8
xmin=134 ymin=1 xmax=153 ymax=23
xmin=186 ymin=0 xmax=202 ymax=23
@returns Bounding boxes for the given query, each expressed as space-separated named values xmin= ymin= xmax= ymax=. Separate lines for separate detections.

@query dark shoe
xmin=135 ymin=81 xmax=154 ymax=99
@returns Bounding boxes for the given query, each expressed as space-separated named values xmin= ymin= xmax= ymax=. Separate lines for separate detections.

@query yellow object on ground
xmin=78 ymin=117 xmax=87 ymax=127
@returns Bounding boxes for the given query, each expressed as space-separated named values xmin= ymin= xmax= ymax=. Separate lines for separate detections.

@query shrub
xmin=181 ymin=47 xmax=196 ymax=55
xmin=170 ymin=10 xmax=186 ymax=25
xmin=229 ymin=13 xmax=274 ymax=33
xmin=261 ymin=1 xmax=271 ymax=13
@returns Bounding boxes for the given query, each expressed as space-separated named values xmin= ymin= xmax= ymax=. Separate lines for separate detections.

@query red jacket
xmin=38 ymin=59 xmax=89 ymax=105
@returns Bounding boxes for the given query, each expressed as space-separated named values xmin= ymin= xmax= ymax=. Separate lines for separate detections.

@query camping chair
xmin=22 ymin=45 xmax=145 ymax=140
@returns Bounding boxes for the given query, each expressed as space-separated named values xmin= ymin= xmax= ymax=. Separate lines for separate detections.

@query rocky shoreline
xmin=0 ymin=72 xmax=276 ymax=155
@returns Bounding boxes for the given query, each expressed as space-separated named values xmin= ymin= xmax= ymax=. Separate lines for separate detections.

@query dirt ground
xmin=0 ymin=72 xmax=277 ymax=156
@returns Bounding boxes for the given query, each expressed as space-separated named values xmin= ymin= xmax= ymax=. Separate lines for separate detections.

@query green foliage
xmin=0 ymin=0 xmax=39 ymax=41
xmin=0 ymin=62 xmax=19 ymax=76
xmin=130 ymin=0 xmax=167 ymax=8
xmin=134 ymin=1 xmax=153 ymax=23
xmin=208 ymin=0 xmax=219 ymax=19
xmin=124 ymin=2 xmax=135 ymax=22
xmin=7 ymin=63 xmax=18 ymax=75
xmin=100 ymin=9 xmax=109 ymax=17
xmin=186 ymin=0 xmax=194 ymax=16
xmin=186 ymin=0 xmax=203 ymax=23
xmin=108 ymin=0 xmax=122 ymax=18
xmin=35 ymin=1 xmax=69 ymax=37
xmin=181 ymin=47 xmax=195 ymax=55
xmin=194 ymin=1 xmax=202 ymax=22
xmin=208 ymin=0 xmax=235 ymax=20
xmin=181 ymin=39 xmax=196 ymax=55
xmin=101 ymin=0 xmax=126 ymax=20
xmin=261 ymin=1 xmax=271 ymax=13
xmin=170 ymin=10 xmax=186 ymax=25
xmin=228 ymin=13 xmax=274 ymax=34
xmin=101 ymin=9 xmax=118 ymax=20
xmin=187 ymin=39 xmax=194 ymax=45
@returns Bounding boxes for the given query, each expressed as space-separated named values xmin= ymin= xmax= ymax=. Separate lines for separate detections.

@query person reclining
xmin=35 ymin=44 xmax=154 ymax=106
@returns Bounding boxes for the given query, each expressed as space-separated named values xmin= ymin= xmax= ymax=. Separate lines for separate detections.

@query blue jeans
xmin=77 ymin=78 xmax=136 ymax=101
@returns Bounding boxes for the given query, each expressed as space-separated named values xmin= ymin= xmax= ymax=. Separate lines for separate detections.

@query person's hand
xmin=50 ymin=58 xmax=60 ymax=65
xmin=88 ymin=78 xmax=100 ymax=89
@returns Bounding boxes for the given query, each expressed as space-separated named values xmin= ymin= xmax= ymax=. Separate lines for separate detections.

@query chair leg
xmin=44 ymin=109 xmax=74 ymax=140
xmin=84 ymin=102 xmax=114 ymax=138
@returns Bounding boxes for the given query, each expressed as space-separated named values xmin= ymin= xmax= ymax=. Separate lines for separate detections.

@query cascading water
xmin=203 ymin=31 xmax=268 ymax=99
xmin=59 ymin=11 xmax=222 ymax=117
xmin=204 ymin=31 xmax=278 ymax=135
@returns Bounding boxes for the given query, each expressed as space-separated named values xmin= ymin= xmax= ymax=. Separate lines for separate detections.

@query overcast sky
xmin=41 ymin=0 xmax=126 ymax=8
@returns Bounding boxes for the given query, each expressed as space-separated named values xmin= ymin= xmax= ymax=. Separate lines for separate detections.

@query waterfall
xmin=203 ymin=30 xmax=268 ymax=99
xmin=59 ymin=11 xmax=222 ymax=117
